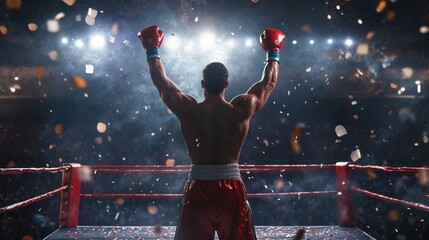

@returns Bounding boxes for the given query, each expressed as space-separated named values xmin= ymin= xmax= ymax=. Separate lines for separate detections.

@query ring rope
xmin=0 ymin=185 xmax=68 ymax=214
xmin=80 ymin=190 xmax=337 ymax=199
xmin=0 ymin=166 xmax=69 ymax=175
xmin=348 ymin=164 xmax=429 ymax=173
xmin=351 ymin=186 xmax=429 ymax=212
xmin=87 ymin=164 xmax=337 ymax=173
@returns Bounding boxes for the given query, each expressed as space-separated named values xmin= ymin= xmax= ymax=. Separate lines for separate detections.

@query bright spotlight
xmin=165 ymin=36 xmax=181 ymax=50
xmin=75 ymin=39 xmax=84 ymax=48
xmin=199 ymin=31 xmax=215 ymax=48
xmin=345 ymin=38 xmax=353 ymax=46
xmin=61 ymin=37 xmax=68 ymax=44
xmin=89 ymin=35 xmax=106 ymax=49
xmin=245 ymin=39 xmax=253 ymax=47
xmin=327 ymin=38 xmax=333 ymax=44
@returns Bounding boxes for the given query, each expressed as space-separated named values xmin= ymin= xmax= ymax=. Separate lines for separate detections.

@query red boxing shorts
xmin=175 ymin=164 xmax=256 ymax=240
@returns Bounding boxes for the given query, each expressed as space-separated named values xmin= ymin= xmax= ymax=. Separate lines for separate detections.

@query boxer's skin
xmin=146 ymin=58 xmax=279 ymax=165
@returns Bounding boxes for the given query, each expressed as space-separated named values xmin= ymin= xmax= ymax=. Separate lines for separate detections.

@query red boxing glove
xmin=260 ymin=28 xmax=285 ymax=52
xmin=138 ymin=25 xmax=164 ymax=49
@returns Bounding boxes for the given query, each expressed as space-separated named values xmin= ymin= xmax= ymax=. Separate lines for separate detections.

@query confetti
xmin=78 ymin=166 xmax=93 ymax=182
xmin=154 ymin=225 xmax=162 ymax=234
xmin=6 ymin=0 xmax=22 ymax=10
xmin=165 ymin=158 xmax=176 ymax=166
xmin=115 ymin=198 xmax=125 ymax=206
xmin=251 ymin=0 xmax=259 ymax=3
xmin=62 ymin=0 xmax=76 ymax=6
xmin=420 ymin=26 xmax=429 ymax=34
xmin=376 ymin=0 xmax=387 ymax=13
xmin=27 ymin=23 xmax=38 ymax=31
xmin=147 ymin=205 xmax=158 ymax=215
xmin=72 ymin=75 xmax=87 ymax=89
xmin=46 ymin=19 xmax=60 ymax=33
xmin=6 ymin=161 xmax=15 ymax=168
xmin=55 ymin=12 xmax=66 ymax=20
xmin=95 ymin=136 xmax=103 ymax=144
xmin=350 ymin=149 xmax=361 ymax=162
xmin=386 ymin=10 xmax=395 ymax=21
xmin=21 ymin=235 xmax=33 ymax=240
xmin=366 ymin=170 xmax=377 ymax=180
xmin=356 ymin=43 xmax=369 ymax=55
xmin=48 ymin=50 xmax=58 ymax=60
xmin=35 ymin=66 xmax=44 ymax=85
xmin=88 ymin=8 xmax=98 ymax=18
xmin=401 ymin=67 xmax=413 ymax=78
xmin=335 ymin=125 xmax=347 ymax=137
xmin=85 ymin=15 xmax=95 ymax=26
xmin=416 ymin=170 xmax=428 ymax=185
xmin=85 ymin=64 xmax=94 ymax=74
xmin=97 ymin=122 xmax=107 ymax=133
xmin=275 ymin=178 xmax=284 ymax=190
xmin=0 ymin=25 xmax=7 ymax=35
xmin=54 ymin=124 xmax=65 ymax=135
xmin=111 ymin=23 xmax=119 ymax=35
xmin=388 ymin=209 xmax=400 ymax=221
xmin=290 ymin=124 xmax=302 ymax=154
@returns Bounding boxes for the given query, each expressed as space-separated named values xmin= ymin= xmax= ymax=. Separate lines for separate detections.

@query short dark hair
xmin=202 ymin=62 xmax=228 ymax=94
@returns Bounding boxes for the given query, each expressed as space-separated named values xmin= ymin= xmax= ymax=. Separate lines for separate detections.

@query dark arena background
xmin=1 ymin=0 xmax=429 ymax=239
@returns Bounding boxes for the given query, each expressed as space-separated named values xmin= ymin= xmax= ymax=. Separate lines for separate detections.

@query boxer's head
xmin=202 ymin=62 xmax=229 ymax=94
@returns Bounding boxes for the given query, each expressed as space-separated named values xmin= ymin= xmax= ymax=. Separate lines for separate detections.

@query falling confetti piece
xmin=94 ymin=136 xmax=103 ymax=144
xmin=275 ymin=178 xmax=284 ymax=190
xmin=0 ymin=25 xmax=8 ymax=35
xmin=353 ymin=114 xmax=359 ymax=120
xmin=97 ymin=122 xmax=107 ymax=133
xmin=386 ymin=10 xmax=395 ymax=21
xmin=390 ymin=82 xmax=398 ymax=89
xmin=85 ymin=64 xmax=94 ymax=74
xmin=251 ymin=0 xmax=259 ymax=3
xmin=388 ymin=209 xmax=400 ymax=221
xmin=350 ymin=149 xmax=361 ymax=162
xmin=335 ymin=125 xmax=347 ymax=137
xmin=85 ymin=15 xmax=95 ymax=26
xmin=88 ymin=8 xmax=98 ymax=18
xmin=111 ymin=23 xmax=119 ymax=35
xmin=115 ymin=198 xmax=125 ymax=205
xmin=356 ymin=43 xmax=369 ymax=55
xmin=401 ymin=67 xmax=413 ymax=78
xmin=75 ymin=14 xmax=82 ymax=21
xmin=366 ymin=170 xmax=377 ymax=180
xmin=72 ymin=75 xmax=87 ymax=89
xmin=420 ymin=26 xmax=429 ymax=34
xmin=290 ymin=124 xmax=302 ymax=154
xmin=366 ymin=31 xmax=375 ymax=40
xmin=62 ymin=0 xmax=76 ymax=6
xmin=165 ymin=158 xmax=176 ymax=166
xmin=6 ymin=0 xmax=22 ymax=9
xmin=55 ymin=12 xmax=66 ymax=20
xmin=48 ymin=50 xmax=58 ymax=60
xmin=36 ymin=66 xmax=44 ymax=85
xmin=28 ymin=23 xmax=38 ymax=31
xmin=54 ymin=124 xmax=65 ymax=135
xmin=22 ymin=235 xmax=33 ymax=240
xmin=376 ymin=0 xmax=387 ymax=13
xmin=148 ymin=205 xmax=158 ymax=215
xmin=416 ymin=170 xmax=428 ymax=185
xmin=46 ymin=19 xmax=60 ymax=33
xmin=78 ymin=166 xmax=92 ymax=182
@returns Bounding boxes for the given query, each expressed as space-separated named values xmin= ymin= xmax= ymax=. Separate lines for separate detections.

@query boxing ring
xmin=1 ymin=163 xmax=429 ymax=239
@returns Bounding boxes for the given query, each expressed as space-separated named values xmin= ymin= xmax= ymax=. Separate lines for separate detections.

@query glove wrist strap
xmin=146 ymin=48 xmax=160 ymax=59
xmin=266 ymin=50 xmax=280 ymax=62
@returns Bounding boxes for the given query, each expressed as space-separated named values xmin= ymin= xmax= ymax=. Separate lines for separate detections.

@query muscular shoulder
xmin=230 ymin=94 xmax=257 ymax=119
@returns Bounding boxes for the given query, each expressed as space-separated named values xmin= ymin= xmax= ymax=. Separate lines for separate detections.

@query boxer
xmin=138 ymin=25 xmax=285 ymax=240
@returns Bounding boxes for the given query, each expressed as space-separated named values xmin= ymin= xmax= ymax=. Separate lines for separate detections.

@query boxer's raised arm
xmin=232 ymin=28 xmax=285 ymax=117
xmin=139 ymin=25 xmax=196 ymax=117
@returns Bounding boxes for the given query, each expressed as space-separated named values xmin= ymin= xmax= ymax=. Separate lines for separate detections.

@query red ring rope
xmin=0 ymin=186 xmax=68 ymax=214
xmin=351 ymin=186 xmax=429 ymax=212
xmin=80 ymin=190 xmax=337 ymax=199
xmin=0 ymin=166 xmax=69 ymax=175
xmin=348 ymin=164 xmax=429 ymax=172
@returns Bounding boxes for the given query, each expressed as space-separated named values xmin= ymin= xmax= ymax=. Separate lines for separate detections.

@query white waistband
xmin=188 ymin=164 xmax=241 ymax=180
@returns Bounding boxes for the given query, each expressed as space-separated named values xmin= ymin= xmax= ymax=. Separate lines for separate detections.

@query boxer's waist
xmin=188 ymin=164 xmax=241 ymax=180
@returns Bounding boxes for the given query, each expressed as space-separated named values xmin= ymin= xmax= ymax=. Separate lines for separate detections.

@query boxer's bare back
xmin=147 ymin=58 xmax=279 ymax=165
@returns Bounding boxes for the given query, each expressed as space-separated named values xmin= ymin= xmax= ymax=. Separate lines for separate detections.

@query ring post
xmin=336 ymin=162 xmax=356 ymax=227
xmin=59 ymin=163 xmax=81 ymax=228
